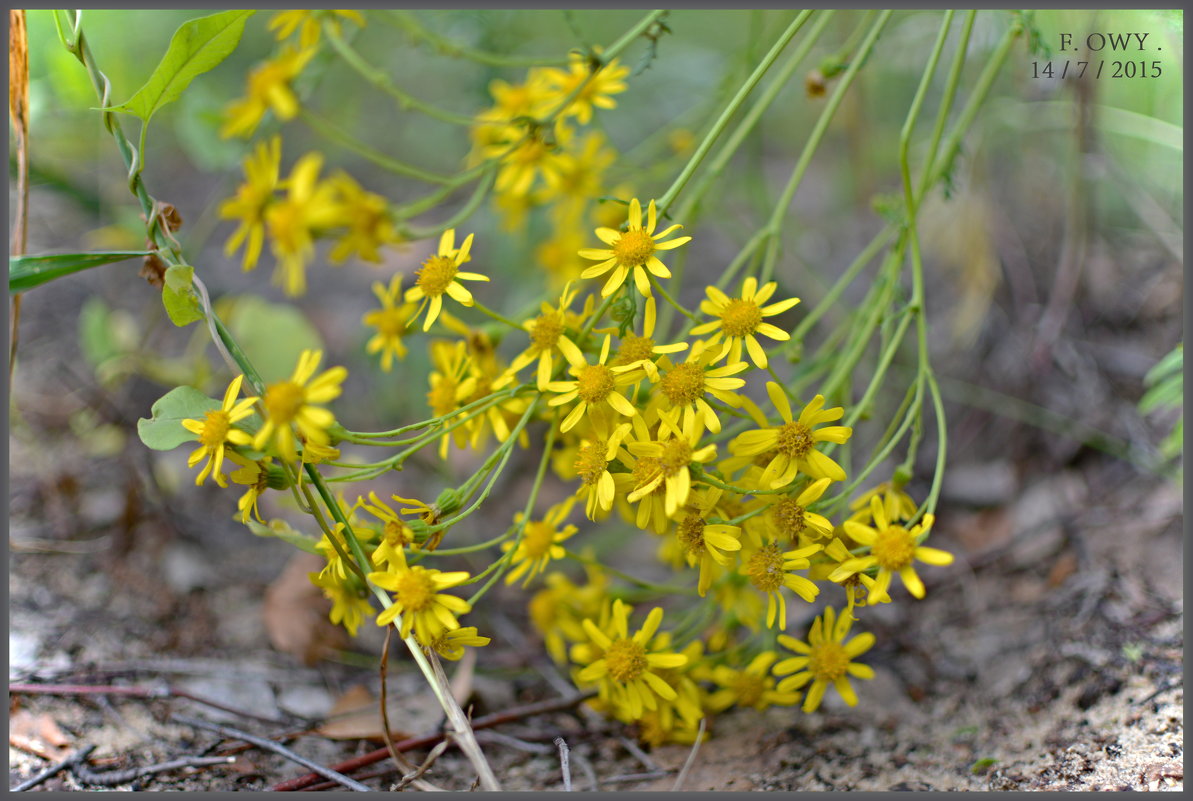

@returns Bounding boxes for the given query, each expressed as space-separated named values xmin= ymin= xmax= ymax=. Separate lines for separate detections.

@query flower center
xmin=266 ymin=200 xmax=309 ymax=256
xmin=574 ymin=441 xmax=609 ymax=487
xmin=200 ymin=410 xmax=232 ymax=447
xmin=809 ymin=640 xmax=850 ymax=681
xmin=416 ymin=255 xmax=458 ymax=297
xmin=720 ymin=298 xmax=762 ymax=338
xmin=522 ymin=520 xmax=556 ymax=559
xmin=374 ymin=307 xmax=408 ymax=337
xmin=746 ymin=543 xmax=785 ymax=593
xmin=383 ymin=520 xmax=413 ymax=548
xmin=776 ymin=421 xmax=814 ymax=458
xmin=732 ymin=672 xmax=768 ymax=707
xmin=612 ymin=229 xmax=655 ymax=268
xmin=676 ymin=515 xmax=707 ymax=557
xmin=604 ymin=637 xmax=648 ymax=683
xmin=660 ymin=439 xmax=694 ymax=476
xmin=660 ymin=363 xmax=706 ymax=407
xmin=395 ymin=568 xmax=437 ymax=612
xmin=264 ymin=381 xmax=305 ymax=425
xmin=770 ymin=499 xmax=807 ymax=540
xmin=529 ymin=312 xmax=565 ymax=353
xmin=631 ymin=456 xmax=664 ymax=493
xmin=872 ymin=526 xmax=916 ymax=571
xmin=612 ymin=334 xmax=657 ymax=367
xmin=576 ymin=364 xmax=616 ymax=403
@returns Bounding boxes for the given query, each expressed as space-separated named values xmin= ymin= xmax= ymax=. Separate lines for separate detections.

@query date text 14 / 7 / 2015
xmin=1032 ymin=60 xmax=1162 ymax=79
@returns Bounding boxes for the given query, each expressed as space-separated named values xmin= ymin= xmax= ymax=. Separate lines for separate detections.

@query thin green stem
xmin=384 ymin=10 xmax=568 ymax=68
xmin=297 ymin=108 xmax=455 ymax=183
xmin=470 ymin=299 xmax=523 ymax=331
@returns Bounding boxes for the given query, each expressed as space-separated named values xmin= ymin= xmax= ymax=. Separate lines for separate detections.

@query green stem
xmin=470 ymin=298 xmax=523 ymax=331
xmin=384 ymin=10 xmax=567 ymax=68
xmin=297 ymin=107 xmax=455 ymax=184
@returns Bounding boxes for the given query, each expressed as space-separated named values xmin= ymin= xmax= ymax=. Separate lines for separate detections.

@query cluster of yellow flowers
xmin=191 ymin=9 xmax=956 ymax=747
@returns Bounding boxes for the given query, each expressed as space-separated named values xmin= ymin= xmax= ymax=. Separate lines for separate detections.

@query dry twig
xmin=11 ymin=745 xmax=96 ymax=792
xmin=555 ymin=737 xmax=572 ymax=791
xmin=672 ymin=718 xmax=707 ymax=791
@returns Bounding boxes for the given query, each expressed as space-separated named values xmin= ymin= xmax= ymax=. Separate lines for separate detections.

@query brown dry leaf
xmin=9 ymin=708 xmax=71 ymax=760
xmin=1046 ymin=548 xmax=1079 ymax=587
xmin=317 ymin=684 xmax=413 ymax=742
xmin=262 ymin=551 xmax=347 ymax=666
xmin=948 ymin=507 xmax=1014 ymax=556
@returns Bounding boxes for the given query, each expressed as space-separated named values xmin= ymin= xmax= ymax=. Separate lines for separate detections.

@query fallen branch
xmin=555 ymin=737 xmax=572 ymax=791
xmin=70 ymin=754 xmax=234 ymax=788
xmin=271 ymin=690 xmax=596 ymax=791
xmin=11 ymin=745 xmax=96 ymax=792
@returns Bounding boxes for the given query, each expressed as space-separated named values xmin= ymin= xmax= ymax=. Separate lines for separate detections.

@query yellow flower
xmin=545 ymin=50 xmax=630 ymax=124
xmin=546 ymin=333 xmax=646 ymax=433
xmin=625 ymin=409 xmax=718 ymax=518
xmin=405 ymin=229 xmax=488 ymax=331
xmin=426 ymin=626 xmax=491 ymax=661
xmin=227 ymin=451 xmax=271 ymax=523
xmin=425 ymin=340 xmax=478 ymax=458
xmin=498 ymin=282 xmax=588 ymax=390
xmin=358 ymin=491 xmax=417 ymax=567
xmin=547 ymin=131 xmax=616 ymax=218
xmin=269 ymin=9 xmax=364 ymax=49
xmin=369 ymin=547 xmax=472 ymax=644
xmin=575 ymin=600 xmax=688 ymax=721
xmin=477 ymin=69 xmax=556 ymax=124
xmin=816 ymin=537 xmax=891 ymax=612
xmin=315 ymin=521 xmax=378 ymax=583
xmin=673 ymin=487 xmax=742 ymax=597
xmin=608 ymin=296 xmax=689 ymax=370
xmin=690 ymin=277 xmax=800 ymax=368
xmin=573 ymin=413 xmax=632 ymax=521
xmin=266 ymin=152 xmax=347 ymax=296
xmin=221 ymin=47 xmax=315 ymax=139
xmin=219 ymin=136 xmax=281 ymax=270
xmin=362 ymin=275 xmax=416 ymax=372
xmin=848 ymin=481 xmax=918 ymax=524
xmin=830 ymin=497 xmax=953 ymax=600
xmin=730 ymin=383 xmax=852 ymax=488
xmin=774 ymin=605 xmax=876 ymax=712
xmin=529 ymin=568 xmax=608 ymax=664
xmin=328 ymin=172 xmax=399 ymax=264
xmin=503 ymin=497 xmax=579 ymax=587
xmin=649 ymin=342 xmax=748 ymax=435
xmin=181 ymin=374 xmax=257 ymax=488
xmin=742 ymin=540 xmax=822 ymax=630
xmin=706 ymin=651 xmax=800 ymax=712
xmin=762 ymin=477 xmax=835 ymax=544
xmin=254 ymin=349 xmax=347 ymax=463
xmin=487 ymin=121 xmax=570 ymax=200
xmin=579 ymin=198 xmax=691 ymax=298
xmin=308 ymin=569 xmax=375 ymax=638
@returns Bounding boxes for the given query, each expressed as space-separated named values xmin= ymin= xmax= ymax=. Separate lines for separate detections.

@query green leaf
xmin=109 ymin=10 xmax=254 ymax=125
xmin=245 ymin=518 xmax=322 ymax=556
xmin=162 ymin=263 xmax=205 ymax=327
xmin=9 ymin=250 xmax=154 ymax=292
xmin=225 ymin=295 xmax=325 ymax=384
xmin=137 ymin=385 xmax=219 ymax=451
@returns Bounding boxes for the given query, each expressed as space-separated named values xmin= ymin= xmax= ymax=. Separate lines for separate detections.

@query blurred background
xmin=9 ymin=8 xmax=1183 ymax=791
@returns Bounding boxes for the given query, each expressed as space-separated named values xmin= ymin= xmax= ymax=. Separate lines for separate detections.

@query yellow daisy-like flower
xmin=546 ymin=333 xmax=646 ymax=433
xmin=405 ymin=229 xmax=488 ymax=331
xmin=425 ymin=626 xmax=491 ymax=661
xmin=478 ymin=69 xmax=555 ymax=123
xmin=328 ymin=172 xmax=400 ymax=264
xmin=181 ymin=374 xmax=257 ymax=488
xmin=625 ymin=409 xmax=718 ymax=518
xmin=314 ymin=521 xmax=378 ymax=582
xmin=219 ymin=136 xmax=281 ymax=270
xmin=503 ymin=496 xmax=579 ymax=587
xmin=425 ymin=340 xmax=478 ymax=458
xmin=498 ymin=282 xmax=588 ymax=390
xmin=227 ymin=452 xmax=271 ymax=524
xmin=608 ymin=296 xmax=689 ymax=370
xmin=362 ymin=275 xmax=416 ymax=372
xmin=268 ymin=9 xmax=364 ymax=49
xmin=265 ymin=152 xmax=347 ymax=296
xmin=742 ymin=540 xmax=823 ymax=630
xmin=815 ymin=537 xmax=892 ymax=612
xmin=358 ymin=491 xmax=417 ymax=567
xmin=650 ymin=341 xmax=748 ymax=435
xmin=221 ymin=47 xmax=315 ymax=139
xmin=308 ymin=569 xmax=375 ymax=638
xmin=253 ymin=349 xmax=347 ymax=463
xmin=830 ymin=497 xmax=953 ymax=600
xmin=579 ymin=198 xmax=691 ymax=298
xmin=369 ymin=547 xmax=472 ymax=644
xmin=706 ymin=651 xmax=800 ymax=713
xmin=730 ymin=383 xmax=853 ymax=488
xmin=573 ymin=414 xmax=633 ymax=521
xmin=763 ymin=477 xmax=835 ymax=544
xmin=848 ymin=481 xmax=918 ymax=524
xmin=690 ymin=277 xmax=800 ymax=368
xmin=545 ymin=50 xmax=630 ymax=125
xmin=673 ymin=487 xmax=743 ymax=597
xmin=774 ymin=605 xmax=876 ymax=712
xmin=487 ymin=121 xmax=570 ymax=200
xmin=575 ymin=600 xmax=688 ymax=721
